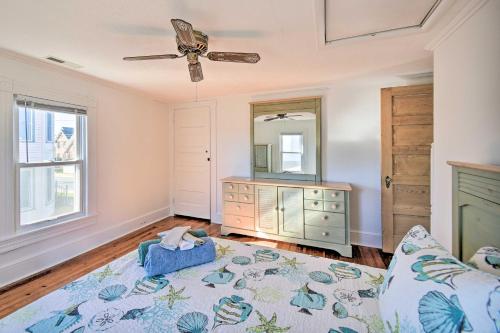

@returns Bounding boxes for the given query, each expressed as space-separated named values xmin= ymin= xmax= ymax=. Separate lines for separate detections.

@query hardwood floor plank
xmin=0 ymin=216 xmax=391 ymax=319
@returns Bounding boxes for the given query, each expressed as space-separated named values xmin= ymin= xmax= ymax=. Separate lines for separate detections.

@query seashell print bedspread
xmin=0 ymin=237 xmax=386 ymax=333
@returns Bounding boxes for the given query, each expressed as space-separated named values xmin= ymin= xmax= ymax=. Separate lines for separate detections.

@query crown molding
xmin=425 ymin=0 xmax=489 ymax=51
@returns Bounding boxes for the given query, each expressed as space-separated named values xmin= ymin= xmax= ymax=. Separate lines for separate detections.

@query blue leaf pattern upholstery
xmin=379 ymin=225 xmax=500 ymax=333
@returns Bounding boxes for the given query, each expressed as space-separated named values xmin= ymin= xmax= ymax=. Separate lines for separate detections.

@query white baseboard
xmin=0 ymin=206 xmax=170 ymax=288
xmin=350 ymin=229 xmax=382 ymax=249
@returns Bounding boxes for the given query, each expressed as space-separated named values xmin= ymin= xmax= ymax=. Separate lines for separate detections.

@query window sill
xmin=0 ymin=214 xmax=97 ymax=254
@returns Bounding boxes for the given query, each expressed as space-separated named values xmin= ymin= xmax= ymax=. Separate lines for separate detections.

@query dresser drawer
xmin=224 ymin=201 xmax=255 ymax=217
xmin=239 ymin=183 xmax=254 ymax=194
xmin=224 ymin=214 xmax=255 ymax=230
xmin=323 ymin=201 xmax=345 ymax=213
xmin=304 ymin=188 xmax=323 ymax=200
xmin=304 ymin=199 xmax=323 ymax=211
xmin=223 ymin=182 xmax=239 ymax=193
xmin=224 ymin=192 xmax=238 ymax=201
xmin=305 ymin=225 xmax=345 ymax=244
xmin=305 ymin=210 xmax=345 ymax=228
xmin=324 ymin=190 xmax=345 ymax=202
xmin=238 ymin=193 xmax=254 ymax=204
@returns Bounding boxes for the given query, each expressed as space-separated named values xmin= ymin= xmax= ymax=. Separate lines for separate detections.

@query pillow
xmin=378 ymin=225 xmax=500 ymax=333
xmin=468 ymin=247 xmax=500 ymax=277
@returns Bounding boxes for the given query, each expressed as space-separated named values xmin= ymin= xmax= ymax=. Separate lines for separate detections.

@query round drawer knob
xmin=322 ymin=232 xmax=329 ymax=236
xmin=236 ymin=218 xmax=241 ymax=223
xmin=280 ymin=208 xmax=285 ymax=212
xmin=236 ymin=206 xmax=241 ymax=210
xmin=229 ymin=185 xmax=233 ymax=189
xmin=331 ymin=204 xmax=337 ymax=210
xmin=275 ymin=207 xmax=279 ymax=211
xmin=331 ymin=192 xmax=337 ymax=197
xmin=313 ymin=190 xmax=318 ymax=194
xmin=322 ymin=215 xmax=329 ymax=220
xmin=244 ymin=186 xmax=249 ymax=190
xmin=244 ymin=195 xmax=249 ymax=200
xmin=313 ymin=201 xmax=318 ymax=206
xmin=229 ymin=195 xmax=234 ymax=199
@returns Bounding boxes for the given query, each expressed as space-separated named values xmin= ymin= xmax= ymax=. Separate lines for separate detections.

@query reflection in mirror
xmin=253 ymin=111 xmax=316 ymax=177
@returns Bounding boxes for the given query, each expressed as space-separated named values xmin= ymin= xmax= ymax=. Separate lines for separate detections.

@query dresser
xmin=221 ymin=177 xmax=353 ymax=257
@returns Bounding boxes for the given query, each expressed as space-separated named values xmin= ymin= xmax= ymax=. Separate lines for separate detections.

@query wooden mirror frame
xmin=250 ymin=96 xmax=322 ymax=182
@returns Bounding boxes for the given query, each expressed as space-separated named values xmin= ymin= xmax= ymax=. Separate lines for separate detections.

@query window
xmin=20 ymin=168 xmax=34 ymax=211
xmin=15 ymin=95 xmax=87 ymax=228
xmin=46 ymin=112 xmax=54 ymax=142
xmin=280 ymin=133 xmax=303 ymax=172
xmin=19 ymin=108 xmax=35 ymax=142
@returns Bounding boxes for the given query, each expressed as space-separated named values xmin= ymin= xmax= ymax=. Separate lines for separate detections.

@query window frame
xmin=279 ymin=132 xmax=304 ymax=173
xmin=13 ymin=96 xmax=88 ymax=232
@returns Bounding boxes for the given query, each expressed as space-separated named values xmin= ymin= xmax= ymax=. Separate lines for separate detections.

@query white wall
xmin=213 ymin=78 xmax=428 ymax=248
xmin=430 ymin=0 xmax=500 ymax=250
xmin=0 ymin=50 xmax=171 ymax=287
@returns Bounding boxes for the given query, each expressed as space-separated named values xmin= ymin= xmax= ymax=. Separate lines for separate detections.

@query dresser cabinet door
xmin=278 ymin=187 xmax=304 ymax=238
xmin=255 ymin=185 xmax=278 ymax=234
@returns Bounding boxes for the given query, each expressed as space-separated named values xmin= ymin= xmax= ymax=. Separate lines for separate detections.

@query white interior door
xmin=174 ymin=106 xmax=211 ymax=219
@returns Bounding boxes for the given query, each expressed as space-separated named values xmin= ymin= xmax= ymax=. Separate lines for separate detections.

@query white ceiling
xmin=0 ymin=0 xmax=465 ymax=103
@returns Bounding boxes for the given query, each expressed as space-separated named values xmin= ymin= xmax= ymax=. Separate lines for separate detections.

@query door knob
xmin=322 ymin=232 xmax=329 ymax=236
xmin=385 ymin=176 xmax=393 ymax=189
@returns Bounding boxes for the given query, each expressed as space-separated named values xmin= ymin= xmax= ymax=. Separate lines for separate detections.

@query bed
xmin=0 ymin=237 xmax=385 ymax=333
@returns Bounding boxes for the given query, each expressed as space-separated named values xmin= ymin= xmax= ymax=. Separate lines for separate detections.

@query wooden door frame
xmin=381 ymin=84 xmax=433 ymax=253
xmin=170 ymin=100 xmax=217 ymax=221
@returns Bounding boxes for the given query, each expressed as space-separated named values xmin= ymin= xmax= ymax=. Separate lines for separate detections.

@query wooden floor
xmin=0 ymin=216 xmax=391 ymax=319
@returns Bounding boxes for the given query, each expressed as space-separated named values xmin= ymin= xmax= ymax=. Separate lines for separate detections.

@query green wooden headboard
xmin=449 ymin=161 xmax=500 ymax=261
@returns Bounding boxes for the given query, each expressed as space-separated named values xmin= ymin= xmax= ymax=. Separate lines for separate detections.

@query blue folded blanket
xmin=144 ymin=237 xmax=216 ymax=276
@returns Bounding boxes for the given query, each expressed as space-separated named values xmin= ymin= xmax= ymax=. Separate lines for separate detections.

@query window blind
xmin=15 ymin=95 xmax=87 ymax=115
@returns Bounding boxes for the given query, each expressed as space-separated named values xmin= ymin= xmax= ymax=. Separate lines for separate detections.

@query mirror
xmin=251 ymin=97 xmax=321 ymax=182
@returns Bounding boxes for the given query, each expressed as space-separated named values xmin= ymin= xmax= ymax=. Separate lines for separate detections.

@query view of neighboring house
xmin=18 ymin=108 xmax=78 ymax=225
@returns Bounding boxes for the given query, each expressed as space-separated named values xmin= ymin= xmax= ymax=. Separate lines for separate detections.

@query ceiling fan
xmin=264 ymin=113 xmax=303 ymax=122
xmin=123 ymin=19 xmax=261 ymax=82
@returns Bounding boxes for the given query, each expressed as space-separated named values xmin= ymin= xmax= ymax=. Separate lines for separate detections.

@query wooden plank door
xmin=381 ymin=84 xmax=433 ymax=253
xmin=174 ymin=106 xmax=211 ymax=219
xmin=278 ymin=187 xmax=304 ymax=238
xmin=255 ymin=185 xmax=278 ymax=234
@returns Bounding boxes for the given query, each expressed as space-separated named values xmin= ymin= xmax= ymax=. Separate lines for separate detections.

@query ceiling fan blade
xmin=207 ymin=52 xmax=260 ymax=63
xmin=188 ymin=62 xmax=203 ymax=82
xmin=171 ymin=19 xmax=197 ymax=48
xmin=123 ymin=54 xmax=178 ymax=61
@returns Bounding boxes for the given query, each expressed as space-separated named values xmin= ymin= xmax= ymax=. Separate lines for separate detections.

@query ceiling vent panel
xmin=45 ymin=56 xmax=82 ymax=69
xmin=325 ymin=0 xmax=442 ymax=43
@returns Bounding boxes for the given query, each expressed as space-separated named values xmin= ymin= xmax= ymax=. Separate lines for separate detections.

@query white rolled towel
xmin=159 ymin=226 xmax=191 ymax=251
